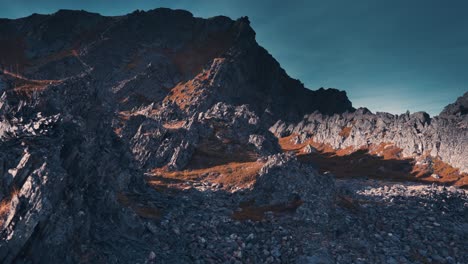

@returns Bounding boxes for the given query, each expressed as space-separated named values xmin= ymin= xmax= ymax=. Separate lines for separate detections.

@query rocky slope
xmin=440 ymin=92 xmax=468 ymax=117
xmin=0 ymin=8 xmax=352 ymax=118
xmin=0 ymin=8 xmax=349 ymax=263
xmin=0 ymin=8 xmax=466 ymax=263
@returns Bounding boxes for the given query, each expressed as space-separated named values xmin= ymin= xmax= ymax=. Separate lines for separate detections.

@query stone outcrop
xmin=270 ymin=106 xmax=468 ymax=173
xmin=0 ymin=77 xmax=145 ymax=262
xmin=252 ymin=153 xmax=334 ymax=223
xmin=440 ymin=92 xmax=468 ymax=117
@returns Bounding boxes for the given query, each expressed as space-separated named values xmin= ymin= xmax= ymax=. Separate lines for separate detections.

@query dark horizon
xmin=1 ymin=0 xmax=467 ymax=116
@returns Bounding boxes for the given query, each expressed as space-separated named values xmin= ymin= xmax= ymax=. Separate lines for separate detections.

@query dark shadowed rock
xmin=440 ymin=91 xmax=468 ymax=117
xmin=252 ymin=153 xmax=335 ymax=223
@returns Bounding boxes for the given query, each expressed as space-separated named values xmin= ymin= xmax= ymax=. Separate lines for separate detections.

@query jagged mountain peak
xmin=440 ymin=91 xmax=468 ymax=117
xmin=0 ymin=8 xmax=353 ymax=120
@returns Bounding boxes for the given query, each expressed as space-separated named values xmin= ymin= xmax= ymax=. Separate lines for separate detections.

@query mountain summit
xmin=0 ymin=8 xmax=352 ymax=119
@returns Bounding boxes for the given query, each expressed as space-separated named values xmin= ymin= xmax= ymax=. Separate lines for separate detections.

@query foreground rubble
xmin=126 ymin=178 xmax=468 ymax=263
xmin=332 ymin=180 xmax=468 ymax=264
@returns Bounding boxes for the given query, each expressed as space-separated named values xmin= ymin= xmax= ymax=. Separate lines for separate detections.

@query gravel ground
xmin=331 ymin=179 xmax=468 ymax=264
xmin=130 ymin=179 xmax=467 ymax=264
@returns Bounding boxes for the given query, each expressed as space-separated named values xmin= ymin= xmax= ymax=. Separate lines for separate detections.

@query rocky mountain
xmin=0 ymin=9 xmax=352 ymax=118
xmin=0 ymin=8 xmax=466 ymax=263
xmin=440 ymin=92 xmax=468 ymax=117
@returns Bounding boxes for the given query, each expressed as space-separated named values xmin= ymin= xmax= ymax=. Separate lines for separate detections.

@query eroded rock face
xmin=199 ymin=103 xmax=281 ymax=156
xmin=120 ymin=114 xmax=198 ymax=170
xmin=0 ymin=78 xmax=144 ymax=263
xmin=271 ymin=107 xmax=468 ymax=173
xmin=116 ymin=102 xmax=281 ymax=171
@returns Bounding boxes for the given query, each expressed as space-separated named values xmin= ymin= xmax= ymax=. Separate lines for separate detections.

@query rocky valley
xmin=0 ymin=8 xmax=467 ymax=263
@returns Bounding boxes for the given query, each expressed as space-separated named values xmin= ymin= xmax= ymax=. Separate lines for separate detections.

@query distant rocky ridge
xmin=0 ymin=8 xmax=466 ymax=263
xmin=440 ymin=91 xmax=468 ymax=117
xmin=270 ymin=102 xmax=468 ymax=174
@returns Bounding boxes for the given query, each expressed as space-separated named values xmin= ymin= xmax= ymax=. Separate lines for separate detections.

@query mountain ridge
xmin=0 ymin=8 xmax=354 ymax=120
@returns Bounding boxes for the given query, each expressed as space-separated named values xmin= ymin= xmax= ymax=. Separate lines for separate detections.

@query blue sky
xmin=1 ymin=0 xmax=467 ymax=115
